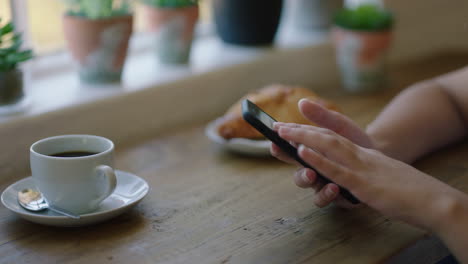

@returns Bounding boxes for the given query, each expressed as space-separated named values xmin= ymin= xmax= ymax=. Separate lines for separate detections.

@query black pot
xmin=0 ymin=69 xmax=24 ymax=105
xmin=213 ymin=0 xmax=283 ymax=46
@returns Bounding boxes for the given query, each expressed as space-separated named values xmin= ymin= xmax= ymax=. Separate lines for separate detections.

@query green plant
xmin=63 ymin=0 xmax=131 ymax=19
xmin=334 ymin=4 xmax=393 ymax=31
xmin=142 ymin=0 xmax=198 ymax=8
xmin=0 ymin=20 xmax=33 ymax=72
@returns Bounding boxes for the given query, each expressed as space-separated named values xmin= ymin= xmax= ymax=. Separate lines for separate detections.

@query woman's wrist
xmin=427 ymin=187 xmax=468 ymax=236
xmin=366 ymin=121 xmax=426 ymax=164
xmin=365 ymin=127 xmax=408 ymax=162
xmin=426 ymin=188 xmax=468 ymax=262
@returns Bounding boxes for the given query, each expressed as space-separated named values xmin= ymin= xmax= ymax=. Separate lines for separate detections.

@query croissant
xmin=217 ymin=84 xmax=340 ymax=139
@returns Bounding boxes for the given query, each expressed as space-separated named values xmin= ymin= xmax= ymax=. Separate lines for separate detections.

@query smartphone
xmin=241 ymin=99 xmax=360 ymax=204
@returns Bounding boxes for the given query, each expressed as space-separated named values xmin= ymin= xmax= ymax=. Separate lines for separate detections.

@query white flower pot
xmin=332 ymin=27 xmax=393 ymax=93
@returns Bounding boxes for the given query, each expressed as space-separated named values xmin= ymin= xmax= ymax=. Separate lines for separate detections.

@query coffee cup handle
xmin=95 ymin=165 xmax=117 ymax=201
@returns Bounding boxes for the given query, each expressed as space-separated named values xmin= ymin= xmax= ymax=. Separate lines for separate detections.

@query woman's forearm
xmin=366 ymin=80 xmax=467 ymax=163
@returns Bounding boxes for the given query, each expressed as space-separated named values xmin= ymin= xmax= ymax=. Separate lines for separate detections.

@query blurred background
xmin=2 ymin=0 xmax=467 ymax=60
xmin=0 ymin=0 xmax=213 ymax=54
xmin=0 ymin=0 xmax=467 ymax=99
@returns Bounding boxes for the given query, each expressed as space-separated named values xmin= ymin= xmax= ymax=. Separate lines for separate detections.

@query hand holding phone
xmin=241 ymin=99 xmax=360 ymax=204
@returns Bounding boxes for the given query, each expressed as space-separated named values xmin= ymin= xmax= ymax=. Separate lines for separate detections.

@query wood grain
xmin=1 ymin=53 xmax=467 ymax=264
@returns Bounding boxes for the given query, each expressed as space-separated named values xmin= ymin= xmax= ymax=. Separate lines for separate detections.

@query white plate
xmin=205 ymin=118 xmax=271 ymax=156
xmin=1 ymin=170 xmax=149 ymax=227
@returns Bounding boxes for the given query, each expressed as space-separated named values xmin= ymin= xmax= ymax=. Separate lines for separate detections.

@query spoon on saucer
xmin=17 ymin=189 xmax=81 ymax=219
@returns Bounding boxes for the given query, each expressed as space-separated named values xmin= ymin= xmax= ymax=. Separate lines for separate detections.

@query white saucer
xmin=205 ymin=118 xmax=271 ymax=156
xmin=1 ymin=170 xmax=149 ymax=227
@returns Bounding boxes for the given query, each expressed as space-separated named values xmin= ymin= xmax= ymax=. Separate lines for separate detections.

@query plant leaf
xmin=0 ymin=21 xmax=33 ymax=71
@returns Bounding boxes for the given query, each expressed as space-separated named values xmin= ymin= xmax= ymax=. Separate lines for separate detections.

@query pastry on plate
xmin=217 ymin=84 xmax=339 ymax=139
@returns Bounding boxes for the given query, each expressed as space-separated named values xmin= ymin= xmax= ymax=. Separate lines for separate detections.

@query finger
xmin=293 ymin=167 xmax=327 ymax=192
xmin=270 ymin=143 xmax=299 ymax=165
xmin=313 ymin=183 xmax=340 ymax=208
xmin=276 ymin=123 xmax=337 ymax=139
xmin=273 ymin=123 xmax=301 ymax=147
xmin=289 ymin=140 xmax=299 ymax=148
xmin=273 ymin=122 xmax=285 ymax=131
xmin=293 ymin=168 xmax=318 ymax=188
xmin=294 ymin=162 xmax=359 ymax=209
xmin=297 ymin=144 xmax=359 ymax=189
xmin=275 ymin=123 xmax=333 ymax=137
xmin=274 ymin=122 xmax=317 ymax=131
xmin=334 ymin=195 xmax=363 ymax=209
xmin=310 ymin=178 xmax=326 ymax=193
xmin=273 ymin=122 xmax=296 ymax=131
xmin=310 ymin=184 xmax=361 ymax=209
xmin=278 ymin=126 xmax=353 ymax=165
xmin=298 ymin=99 xmax=373 ymax=148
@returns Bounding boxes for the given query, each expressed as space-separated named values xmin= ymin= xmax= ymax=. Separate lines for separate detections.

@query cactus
xmin=62 ymin=0 xmax=131 ymax=19
xmin=142 ymin=0 xmax=198 ymax=8
xmin=334 ymin=4 xmax=393 ymax=31
xmin=0 ymin=20 xmax=33 ymax=72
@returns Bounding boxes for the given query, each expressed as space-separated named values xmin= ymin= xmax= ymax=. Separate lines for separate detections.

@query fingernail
xmin=298 ymin=144 xmax=307 ymax=153
xmin=326 ymin=186 xmax=336 ymax=197
xmin=273 ymin=122 xmax=283 ymax=130
xmin=301 ymin=170 xmax=312 ymax=184
xmin=304 ymin=169 xmax=316 ymax=183
xmin=279 ymin=127 xmax=291 ymax=134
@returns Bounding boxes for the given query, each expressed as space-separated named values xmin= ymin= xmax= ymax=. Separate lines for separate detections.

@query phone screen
xmin=251 ymin=105 xmax=275 ymax=129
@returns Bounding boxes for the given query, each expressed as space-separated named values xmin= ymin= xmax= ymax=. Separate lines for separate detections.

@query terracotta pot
xmin=0 ymin=69 xmax=24 ymax=105
xmin=63 ymin=14 xmax=133 ymax=84
xmin=143 ymin=5 xmax=199 ymax=64
xmin=332 ymin=27 xmax=392 ymax=93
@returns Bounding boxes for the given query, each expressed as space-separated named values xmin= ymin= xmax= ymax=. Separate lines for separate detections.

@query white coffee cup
xmin=30 ymin=135 xmax=117 ymax=215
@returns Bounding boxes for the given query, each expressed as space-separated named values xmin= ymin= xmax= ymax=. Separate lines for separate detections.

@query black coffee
xmin=50 ymin=151 xmax=98 ymax=158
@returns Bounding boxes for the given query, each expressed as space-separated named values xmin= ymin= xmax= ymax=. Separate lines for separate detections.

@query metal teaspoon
xmin=18 ymin=188 xmax=81 ymax=219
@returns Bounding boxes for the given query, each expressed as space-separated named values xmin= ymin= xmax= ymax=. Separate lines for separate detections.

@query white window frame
xmin=9 ymin=0 xmax=31 ymax=46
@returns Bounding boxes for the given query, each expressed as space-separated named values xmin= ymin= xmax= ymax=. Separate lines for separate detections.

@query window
xmin=2 ymin=0 xmax=213 ymax=56
xmin=0 ymin=0 xmax=11 ymax=22
xmin=27 ymin=0 xmax=66 ymax=54
xmin=0 ymin=0 xmax=327 ymax=125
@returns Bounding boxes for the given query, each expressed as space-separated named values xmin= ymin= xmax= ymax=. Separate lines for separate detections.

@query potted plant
xmin=332 ymin=3 xmax=393 ymax=93
xmin=213 ymin=0 xmax=283 ymax=46
xmin=0 ymin=20 xmax=33 ymax=107
xmin=140 ymin=0 xmax=199 ymax=64
xmin=61 ymin=0 xmax=134 ymax=84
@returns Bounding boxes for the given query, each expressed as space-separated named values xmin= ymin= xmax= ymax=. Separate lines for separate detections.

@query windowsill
xmin=0 ymin=22 xmax=329 ymax=124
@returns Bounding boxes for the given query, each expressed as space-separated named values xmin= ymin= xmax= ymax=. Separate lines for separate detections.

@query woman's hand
xmin=271 ymin=99 xmax=374 ymax=208
xmin=276 ymin=121 xmax=463 ymax=231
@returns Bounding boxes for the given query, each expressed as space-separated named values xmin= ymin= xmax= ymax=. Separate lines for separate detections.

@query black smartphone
xmin=241 ymin=99 xmax=360 ymax=204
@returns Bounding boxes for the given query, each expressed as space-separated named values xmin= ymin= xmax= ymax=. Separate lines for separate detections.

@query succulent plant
xmin=141 ymin=0 xmax=198 ymax=8
xmin=334 ymin=4 xmax=393 ymax=31
xmin=63 ymin=0 xmax=131 ymax=19
xmin=0 ymin=20 xmax=33 ymax=72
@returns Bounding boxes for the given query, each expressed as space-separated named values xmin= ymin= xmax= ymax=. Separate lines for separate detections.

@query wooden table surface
xmin=1 ymin=53 xmax=467 ymax=264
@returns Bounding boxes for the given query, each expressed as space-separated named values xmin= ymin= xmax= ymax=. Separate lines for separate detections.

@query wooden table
xmin=1 ymin=53 xmax=467 ymax=264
